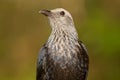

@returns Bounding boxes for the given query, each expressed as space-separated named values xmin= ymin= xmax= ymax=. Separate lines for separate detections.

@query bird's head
xmin=39 ymin=8 xmax=75 ymax=31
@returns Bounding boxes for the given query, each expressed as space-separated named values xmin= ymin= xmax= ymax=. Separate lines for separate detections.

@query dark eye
xmin=60 ymin=11 xmax=65 ymax=16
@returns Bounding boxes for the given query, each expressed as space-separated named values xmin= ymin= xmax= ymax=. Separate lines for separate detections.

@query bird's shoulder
xmin=37 ymin=44 xmax=48 ymax=64
xmin=37 ymin=44 xmax=48 ymax=80
xmin=75 ymin=40 xmax=89 ymax=79
xmin=77 ymin=40 xmax=89 ymax=68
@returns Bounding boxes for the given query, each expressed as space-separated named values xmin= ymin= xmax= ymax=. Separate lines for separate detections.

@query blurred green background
xmin=0 ymin=0 xmax=120 ymax=80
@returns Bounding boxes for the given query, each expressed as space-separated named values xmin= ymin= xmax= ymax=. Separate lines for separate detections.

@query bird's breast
xmin=46 ymin=44 xmax=80 ymax=69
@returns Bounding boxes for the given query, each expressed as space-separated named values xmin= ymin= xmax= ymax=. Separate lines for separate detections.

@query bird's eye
xmin=60 ymin=11 xmax=65 ymax=16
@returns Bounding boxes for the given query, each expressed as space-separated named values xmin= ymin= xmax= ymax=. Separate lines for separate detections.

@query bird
xmin=37 ymin=8 xmax=89 ymax=80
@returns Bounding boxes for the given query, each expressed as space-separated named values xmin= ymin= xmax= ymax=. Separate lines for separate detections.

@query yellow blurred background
xmin=0 ymin=0 xmax=120 ymax=80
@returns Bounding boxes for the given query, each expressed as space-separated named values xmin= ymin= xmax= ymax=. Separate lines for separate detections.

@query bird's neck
xmin=47 ymin=27 xmax=78 ymax=48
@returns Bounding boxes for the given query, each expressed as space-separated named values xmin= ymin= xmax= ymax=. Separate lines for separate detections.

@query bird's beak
xmin=39 ymin=9 xmax=51 ymax=16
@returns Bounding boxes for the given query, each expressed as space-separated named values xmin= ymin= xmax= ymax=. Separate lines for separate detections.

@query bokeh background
xmin=0 ymin=0 xmax=120 ymax=80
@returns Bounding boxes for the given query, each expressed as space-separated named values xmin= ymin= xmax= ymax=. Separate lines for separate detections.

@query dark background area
xmin=0 ymin=0 xmax=120 ymax=80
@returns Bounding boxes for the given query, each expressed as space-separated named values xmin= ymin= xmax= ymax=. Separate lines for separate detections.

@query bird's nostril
xmin=45 ymin=10 xmax=51 ymax=12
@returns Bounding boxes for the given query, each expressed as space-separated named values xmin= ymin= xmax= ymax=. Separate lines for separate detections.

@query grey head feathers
xmin=40 ymin=8 xmax=78 ymax=40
